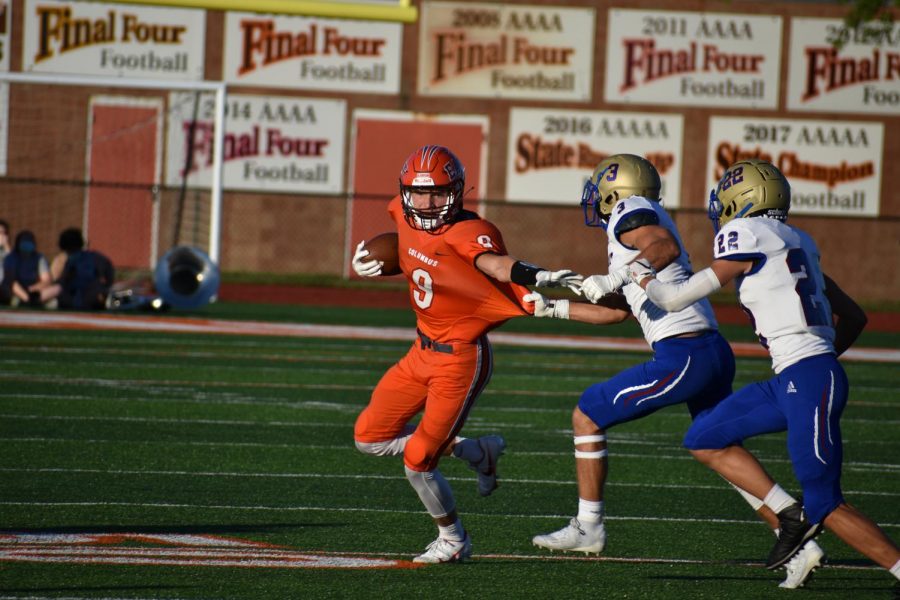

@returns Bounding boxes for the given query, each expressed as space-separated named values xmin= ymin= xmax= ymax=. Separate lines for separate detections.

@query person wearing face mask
xmin=1 ymin=230 xmax=56 ymax=308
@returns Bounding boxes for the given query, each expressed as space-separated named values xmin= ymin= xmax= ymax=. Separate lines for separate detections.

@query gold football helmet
xmin=709 ymin=159 xmax=790 ymax=232
xmin=581 ymin=154 xmax=661 ymax=229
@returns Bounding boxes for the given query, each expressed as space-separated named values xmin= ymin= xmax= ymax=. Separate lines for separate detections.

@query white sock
xmin=763 ymin=484 xmax=796 ymax=514
xmin=577 ymin=498 xmax=604 ymax=524
xmin=452 ymin=437 xmax=484 ymax=463
xmin=728 ymin=481 xmax=764 ymax=511
xmin=438 ymin=519 xmax=465 ymax=542
xmin=890 ymin=558 xmax=900 ymax=580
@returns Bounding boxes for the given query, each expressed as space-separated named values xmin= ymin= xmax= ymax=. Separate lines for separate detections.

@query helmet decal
xmin=399 ymin=145 xmax=466 ymax=234
xmin=581 ymin=154 xmax=660 ymax=229
xmin=709 ymin=158 xmax=790 ymax=233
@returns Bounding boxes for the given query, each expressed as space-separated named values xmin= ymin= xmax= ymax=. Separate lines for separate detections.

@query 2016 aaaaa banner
xmin=21 ymin=0 xmax=205 ymax=79
xmin=165 ymin=93 xmax=346 ymax=194
xmin=707 ymin=117 xmax=884 ymax=217
xmin=787 ymin=18 xmax=900 ymax=115
xmin=417 ymin=1 xmax=595 ymax=101
xmin=605 ymin=9 xmax=781 ymax=109
xmin=223 ymin=12 xmax=402 ymax=94
xmin=506 ymin=107 xmax=683 ymax=206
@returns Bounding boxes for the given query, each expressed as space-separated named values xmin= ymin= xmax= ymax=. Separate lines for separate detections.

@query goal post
xmin=0 ymin=71 xmax=226 ymax=268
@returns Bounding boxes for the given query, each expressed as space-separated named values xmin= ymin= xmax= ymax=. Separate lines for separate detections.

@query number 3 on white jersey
xmin=411 ymin=268 xmax=434 ymax=309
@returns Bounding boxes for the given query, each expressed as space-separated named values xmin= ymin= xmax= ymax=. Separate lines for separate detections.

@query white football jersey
xmin=607 ymin=196 xmax=717 ymax=346
xmin=714 ymin=218 xmax=834 ymax=373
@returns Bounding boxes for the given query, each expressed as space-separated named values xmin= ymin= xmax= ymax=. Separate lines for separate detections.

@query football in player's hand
xmin=364 ymin=232 xmax=401 ymax=276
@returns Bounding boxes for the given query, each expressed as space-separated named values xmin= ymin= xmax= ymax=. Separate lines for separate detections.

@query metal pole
xmin=208 ymin=84 xmax=226 ymax=264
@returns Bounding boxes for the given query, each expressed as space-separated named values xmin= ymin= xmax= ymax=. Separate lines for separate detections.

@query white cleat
xmin=469 ymin=435 xmax=506 ymax=497
xmin=413 ymin=533 xmax=473 ymax=564
xmin=532 ymin=518 xmax=606 ymax=555
xmin=779 ymin=539 xmax=824 ymax=589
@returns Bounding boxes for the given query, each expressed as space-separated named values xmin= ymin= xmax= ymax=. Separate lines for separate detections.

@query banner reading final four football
xmin=223 ymin=12 xmax=402 ymax=94
xmin=605 ymin=9 xmax=782 ymax=109
xmin=506 ymin=108 xmax=683 ymax=206
xmin=787 ymin=18 xmax=900 ymax=115
xmin=417 ymin=2 xmax=595 ymax=101
xmin=165 ymin=93 xmax=346 ymax=194
xmin=707 ymin=117 xmax=884 ymax=217
xmin=21 ymin=0 xmax=205 ymax=79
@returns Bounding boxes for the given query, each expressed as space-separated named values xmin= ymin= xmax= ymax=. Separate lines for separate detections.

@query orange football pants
xmin=354 ymin=334 xmax=493 ymax=472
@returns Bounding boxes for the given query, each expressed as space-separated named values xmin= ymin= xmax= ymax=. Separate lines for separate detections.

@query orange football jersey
xmin=388 ymin=196 xmax=534 ymax=343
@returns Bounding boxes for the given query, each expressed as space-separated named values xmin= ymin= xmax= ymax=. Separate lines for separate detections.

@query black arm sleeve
xmin=510 ymin=260 xmax=544 ymax=286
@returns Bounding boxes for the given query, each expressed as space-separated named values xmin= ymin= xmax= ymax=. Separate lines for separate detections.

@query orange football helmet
xmin=399 ymin=145 xmax=466 ymax=233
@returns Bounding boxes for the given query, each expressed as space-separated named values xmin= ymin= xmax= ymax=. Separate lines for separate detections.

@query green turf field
xmin=0 ymin=304 xmax=898 ymax=599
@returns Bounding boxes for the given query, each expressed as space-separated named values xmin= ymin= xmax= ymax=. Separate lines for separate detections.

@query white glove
xmin=534 ymin=269 xmax=584 ymax=294
xmin=581 ymin=268 xmax=629 ymax=303
xmin=351 ymin=240 xmax=383 ymax=277
xmin=524 ymin=292 xmax=570 ymax=319
xmin=626 ymin=258 xmax=656 ymax=285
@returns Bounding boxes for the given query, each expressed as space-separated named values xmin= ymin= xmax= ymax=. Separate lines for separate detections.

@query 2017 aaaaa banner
xmin=707 ymin=117 xmax=884 ymax=217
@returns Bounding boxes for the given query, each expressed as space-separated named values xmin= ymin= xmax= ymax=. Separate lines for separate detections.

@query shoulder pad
xmin=615 ymin=209 xmax=659 ymax=236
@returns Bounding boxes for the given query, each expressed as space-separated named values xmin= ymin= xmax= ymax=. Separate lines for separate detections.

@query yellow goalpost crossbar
xmin=96 ymin=0 xmax=418 ymax=22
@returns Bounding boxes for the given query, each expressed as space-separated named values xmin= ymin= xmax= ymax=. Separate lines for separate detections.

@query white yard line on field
xmin=0 ymin=501 xmax=897 ymax=530
xmin=1 ymin=311 xmax=897 ymax=363
xmin=2 ymin=466 xmax=897 ymax=498
xmin=3 ymin=435 xmax=899 ymax=473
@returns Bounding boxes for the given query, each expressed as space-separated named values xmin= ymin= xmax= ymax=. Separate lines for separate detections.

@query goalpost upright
xmin=0 ymin=71 xmax=226 ymax=265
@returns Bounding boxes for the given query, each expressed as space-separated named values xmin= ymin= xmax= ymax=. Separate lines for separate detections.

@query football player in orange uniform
xmin=351 ymin=145 xmax=582 ymax=563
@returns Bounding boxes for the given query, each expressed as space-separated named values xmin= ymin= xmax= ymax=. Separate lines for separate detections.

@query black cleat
xmin=767 ymin=503 xmax=822 ymax=570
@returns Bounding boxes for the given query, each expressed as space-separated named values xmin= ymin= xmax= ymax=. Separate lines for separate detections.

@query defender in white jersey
xmin=526 ymin=155 xmax=804 ymax=583
xmin=631 ymin=159 xmax=899 ymax=585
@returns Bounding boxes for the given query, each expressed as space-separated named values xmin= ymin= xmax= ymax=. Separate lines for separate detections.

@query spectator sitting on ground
xmin=0 ymin=219 xmax=11 ymax=291
xmin=51 ymin=228 xmax=115 ymax=310
xmin=1 ymin=230 xmax=56 ymax=308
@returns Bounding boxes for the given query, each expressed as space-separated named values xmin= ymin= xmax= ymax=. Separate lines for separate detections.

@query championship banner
xmin=605 ymin=9 xmax=782 ymax=109
xmin=165 ymin=93 xmax=347 ymax=194
xmin=787 ymin=18 xmax=900 ymax=115
xmin=707 ymin=117 xmax=884 ymax=217
xmin=417 ymin=1 xmax=595 ymax=101
xmin=506 ymin=107 xmax=683 ymax=206
xmin=223 ymin=12 xmax=402 ymax=94
xmin=22 ymin=0 xmax=205 ymax=79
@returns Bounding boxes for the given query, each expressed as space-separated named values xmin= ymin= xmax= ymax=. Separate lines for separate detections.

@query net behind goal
xmin=0 ymin=72 xmax=225 ymax=272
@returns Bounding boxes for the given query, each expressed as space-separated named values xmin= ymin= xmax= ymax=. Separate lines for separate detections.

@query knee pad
xmin=405 ymin=466 xmax=455 ymax=518
xmin=354 ymin=424 xmax=415 ymax=457
xmin=355 ymin=438 xmax=406 ymax=457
